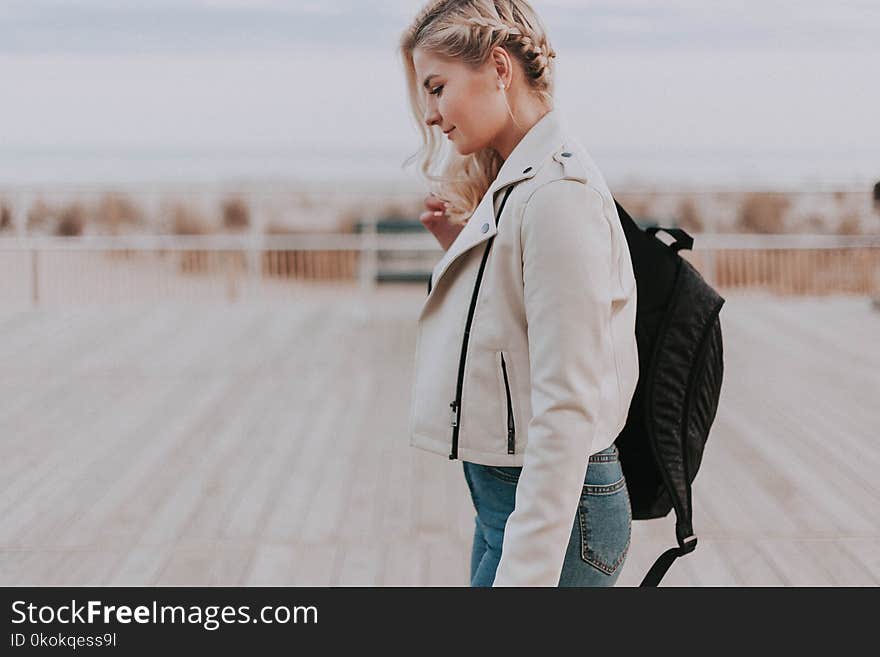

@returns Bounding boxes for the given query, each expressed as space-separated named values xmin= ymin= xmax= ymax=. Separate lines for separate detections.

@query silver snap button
xmin=481 ymin=222 xmax=490 ymax=233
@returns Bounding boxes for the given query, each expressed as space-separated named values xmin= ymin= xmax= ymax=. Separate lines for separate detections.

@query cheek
xmin=449 ymin=90 xmax=483 ymax=129
xmin=461 ymin=83 xmax=498 ymax=128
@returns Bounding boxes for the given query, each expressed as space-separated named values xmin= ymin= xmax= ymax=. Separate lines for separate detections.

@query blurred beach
xmin=1 ymin=177 xmax=877 ymax=240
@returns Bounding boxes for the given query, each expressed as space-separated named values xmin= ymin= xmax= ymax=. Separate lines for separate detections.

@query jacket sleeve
xmin=492 ymin=179 xmax=615 ymax=587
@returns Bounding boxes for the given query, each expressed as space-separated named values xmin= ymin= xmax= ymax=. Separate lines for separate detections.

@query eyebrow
xmin=422 ymin=74 xmax=439 ymax=90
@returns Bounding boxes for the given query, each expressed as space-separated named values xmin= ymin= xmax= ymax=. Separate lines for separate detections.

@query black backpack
xmin=612 ymin=199 xmax=725 ymax=587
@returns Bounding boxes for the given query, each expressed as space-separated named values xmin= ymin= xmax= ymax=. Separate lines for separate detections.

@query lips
xmin=444 ymin=127 xmax=455 ymax=136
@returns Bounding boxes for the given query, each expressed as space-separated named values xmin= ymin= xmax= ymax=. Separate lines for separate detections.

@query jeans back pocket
xmin=577 ymin=455 xmax=632 ymax=575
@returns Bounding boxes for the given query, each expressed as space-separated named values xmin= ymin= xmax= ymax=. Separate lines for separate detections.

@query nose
xmin=424 ymin=104 xmax=441 ymax=129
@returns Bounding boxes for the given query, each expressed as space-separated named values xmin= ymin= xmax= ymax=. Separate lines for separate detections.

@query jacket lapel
xmin=424 ymin=108 xmax=570 ymax=308
xmin=429 ymin=188 xmax=500 ymax=289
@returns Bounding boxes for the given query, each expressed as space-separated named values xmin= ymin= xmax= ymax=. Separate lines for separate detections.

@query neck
xmin=493 ymin=103 xmax=550 ymax=161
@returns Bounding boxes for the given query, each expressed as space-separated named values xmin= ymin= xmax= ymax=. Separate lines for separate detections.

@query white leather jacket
xmin=408 ymin=108 xmax=639 ymax=586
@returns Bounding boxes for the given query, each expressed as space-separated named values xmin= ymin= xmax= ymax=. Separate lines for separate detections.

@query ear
xmin=490 ymin=46 xmax=513 ymax=87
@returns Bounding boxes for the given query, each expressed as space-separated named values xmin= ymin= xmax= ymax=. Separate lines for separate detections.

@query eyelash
xmin=429 ymin=85 xmax=443 ymax=96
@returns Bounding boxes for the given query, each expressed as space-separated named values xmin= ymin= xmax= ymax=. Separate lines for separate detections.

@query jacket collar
xmin=487 ymin=107 xmax=570 ymax=197
xmin=426 ymin=108 xmax=569 ymax=299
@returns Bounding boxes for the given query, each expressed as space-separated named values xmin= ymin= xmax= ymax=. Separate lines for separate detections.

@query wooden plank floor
xmin=1 ymin=288 xmax=877 ymax=586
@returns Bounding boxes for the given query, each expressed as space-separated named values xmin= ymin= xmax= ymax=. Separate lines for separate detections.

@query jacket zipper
xmin=449 ymin=186 xmax=515 ymax=460
xmin=500 ymin=352 xmax=516 ymax=454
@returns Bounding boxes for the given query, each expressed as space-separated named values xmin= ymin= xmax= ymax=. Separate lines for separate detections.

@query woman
xmin=400 ymin=0 xmax=640 ymax=587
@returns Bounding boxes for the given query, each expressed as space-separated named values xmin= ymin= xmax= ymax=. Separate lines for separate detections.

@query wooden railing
xmin=675 ymin=234 xmax=880 ymax=295
xmin=0 ymin=233 xmax=877 ymax=305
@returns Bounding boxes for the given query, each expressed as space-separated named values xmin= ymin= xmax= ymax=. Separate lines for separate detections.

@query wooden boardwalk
xmin=1 ymin=288 xmax=877 ymax=586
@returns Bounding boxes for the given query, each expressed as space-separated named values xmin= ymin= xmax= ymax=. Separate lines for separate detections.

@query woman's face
xmin=412 ymin=47 xmax=508 ymax=156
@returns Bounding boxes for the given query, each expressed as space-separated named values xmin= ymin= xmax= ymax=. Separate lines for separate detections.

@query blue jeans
xmin=462 ymin=443 xmax=632 ymax=587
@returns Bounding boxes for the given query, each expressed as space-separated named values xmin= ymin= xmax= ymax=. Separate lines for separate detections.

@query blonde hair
xmin=400 ymin=0 xmax=557 ymax=225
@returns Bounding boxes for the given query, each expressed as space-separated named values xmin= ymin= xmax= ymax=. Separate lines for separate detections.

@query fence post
xmin=247 ymin=232 xmax=260 ymax=295
xmin=703 ymin=249 xmax=716 ymax=287
xmin=225 ymin=251 xmax=238 ymax=303
xmin=359 ymin=218 xmax=377 ymax=290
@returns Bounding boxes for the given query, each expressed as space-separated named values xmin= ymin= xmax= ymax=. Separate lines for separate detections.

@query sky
xmin=1 ymin=0 xmax=878 ymax=188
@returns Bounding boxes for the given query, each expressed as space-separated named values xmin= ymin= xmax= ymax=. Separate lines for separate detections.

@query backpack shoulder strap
xmin=640 ymin=520 xmax=698 ymax=586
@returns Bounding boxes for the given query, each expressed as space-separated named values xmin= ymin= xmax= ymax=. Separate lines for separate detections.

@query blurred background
xmin=1 ymin=1 xmax=878 ymax=586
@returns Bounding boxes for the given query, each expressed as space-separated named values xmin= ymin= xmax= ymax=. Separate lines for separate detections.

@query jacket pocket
xmin=497 ymin=350 xmax=516 ymax=454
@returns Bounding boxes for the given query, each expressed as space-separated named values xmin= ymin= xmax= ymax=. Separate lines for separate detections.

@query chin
xmin=455 ymin=135 xmax=492 ymax=157
xmin=454 ymin=141 xmax=475 ymax=156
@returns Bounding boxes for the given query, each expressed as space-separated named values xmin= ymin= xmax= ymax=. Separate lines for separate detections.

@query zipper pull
xmin=449 ymin=400 xmax=458 ymax=427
